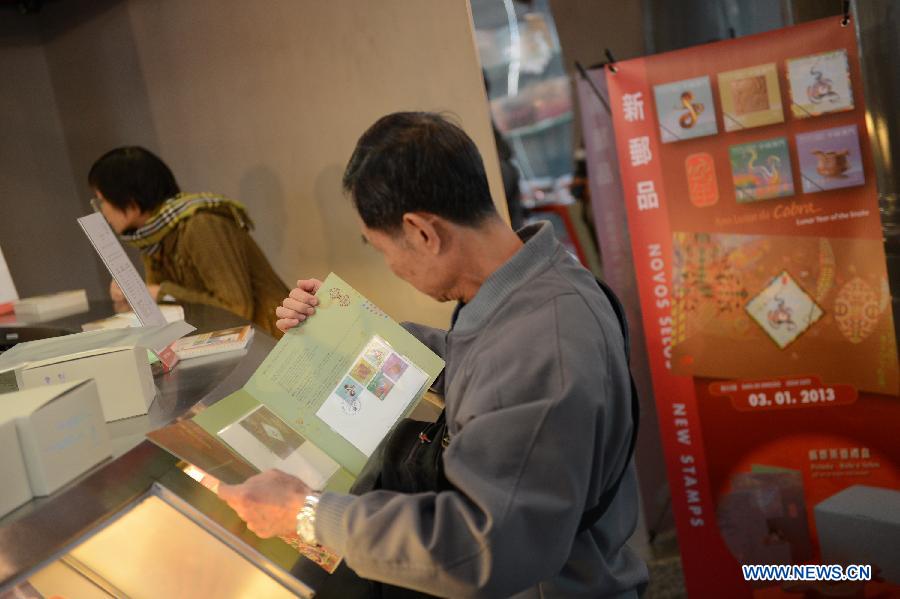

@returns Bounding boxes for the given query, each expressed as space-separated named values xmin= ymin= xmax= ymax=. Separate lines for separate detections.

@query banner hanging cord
xmin=841 ymin=0 xmax=851 ymax=26
xmin=604 ymin=48 xmax=618 ymax=73
xmin=574 ymin=60 xmax=612 ymax=115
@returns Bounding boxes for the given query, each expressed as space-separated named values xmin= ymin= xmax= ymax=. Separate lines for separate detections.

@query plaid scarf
xmin=121 ymin=192 xmax=253 ymax=256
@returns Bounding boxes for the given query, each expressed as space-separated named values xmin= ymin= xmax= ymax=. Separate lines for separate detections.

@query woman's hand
xmin=110 ymin=280 xmax=160 ymax=311
xmin=109 ymin=279 xmax=125 ymax=303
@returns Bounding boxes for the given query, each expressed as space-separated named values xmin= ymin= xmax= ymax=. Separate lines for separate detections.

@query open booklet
xmin=147 ymin=273 xmax=445 ymax=571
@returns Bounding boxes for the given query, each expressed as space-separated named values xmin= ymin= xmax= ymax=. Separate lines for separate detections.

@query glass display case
xmin=471 ymin=0 xmax=574 ymax=182
xmin=4 ymin=485 xmax=310 ymax=599
xmin=0 ymin=302 xmax=446 ymax=598
xmin=0 ymin=304 xmax=330 ymax=598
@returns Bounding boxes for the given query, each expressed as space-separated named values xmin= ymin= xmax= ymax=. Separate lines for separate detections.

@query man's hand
xmin=218 ymin=470 xmax=312 ymax=538
xmin=275 ymin=278 xmax=322 ymax=332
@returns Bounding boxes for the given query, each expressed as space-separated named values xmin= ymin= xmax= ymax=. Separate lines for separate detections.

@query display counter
xmin=0 ymin=302 xmax=330 ymax=597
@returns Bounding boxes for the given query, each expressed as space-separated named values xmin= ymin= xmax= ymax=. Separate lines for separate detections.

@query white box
xmin=0 ymin=322 xmax=194 ymax=422
xmin=0 ymin=380 xmax=111 ymax=496
xmin=16 ymin=347 xmax=156 ymax=422
xmin=13 ymin=289 xmax=88 ymax=321
xmin=814 ymin=484 xmax=900 ymax=584
xmin=0 ymin=418 xmax=32 ymax=516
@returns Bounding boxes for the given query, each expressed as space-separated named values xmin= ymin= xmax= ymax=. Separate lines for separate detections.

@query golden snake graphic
xmin=744 ymin=147 xmax=782 ymax=184
xmin=679 ymin=91 xmax=705 ymax=128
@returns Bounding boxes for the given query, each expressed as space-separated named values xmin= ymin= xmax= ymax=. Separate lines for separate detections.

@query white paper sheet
xmin=77 ymin=213 xmax=166 ymax=326
xmin=81 ymin=305 xmax=185 ymax=332
xmin=0 ymin=244 xmax=18 ymax=304
xmin=315 ymin=341 xmax=429 ymax=456
xmin=218 ymin=405 xmax=340 ymax=490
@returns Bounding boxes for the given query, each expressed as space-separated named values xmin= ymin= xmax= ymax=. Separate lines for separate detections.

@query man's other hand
xmin=275 ymin=278 xmax=322 ymax=332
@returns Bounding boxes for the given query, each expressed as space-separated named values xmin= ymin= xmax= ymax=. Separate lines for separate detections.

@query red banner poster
xmin=606 ymin=17 xmax=900 ymax=597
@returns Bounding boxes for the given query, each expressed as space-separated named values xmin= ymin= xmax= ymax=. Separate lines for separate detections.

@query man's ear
xmin=401 ymin=212 xmax=443 ymax=255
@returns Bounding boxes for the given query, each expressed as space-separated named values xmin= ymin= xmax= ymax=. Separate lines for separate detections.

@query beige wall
xmin=34 ymin=0 xmax=505 ymax=327
xmin=0 ymin=17 xmax=107 ymax=300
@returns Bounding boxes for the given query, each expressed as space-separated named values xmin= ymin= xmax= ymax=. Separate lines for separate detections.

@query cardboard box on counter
xmin=16 ymin=347 xmax=157 ymax=422
xmin=0 ymin=380 xmax=110 ymax=496
xmin=0 ymin=322 xmax=194 ymax=422
xmin=0 ymin=417 xmax=32 ymax=516
xmin=13 ymin=289 xmax=89 ymax=321
xmin=814 ymin=484 xmax=900 ymax=584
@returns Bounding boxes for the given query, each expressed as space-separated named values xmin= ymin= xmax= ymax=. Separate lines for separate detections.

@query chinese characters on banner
xmin=604 ymin=18 xmax=900 ymax=597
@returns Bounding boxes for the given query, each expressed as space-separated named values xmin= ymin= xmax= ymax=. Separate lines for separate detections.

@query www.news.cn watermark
xmin=743 ymin=564 xmax=872 ymax=582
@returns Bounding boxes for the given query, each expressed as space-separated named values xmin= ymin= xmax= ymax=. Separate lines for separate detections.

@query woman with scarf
xmin=88 ymin=146 xmax=288 ymax=338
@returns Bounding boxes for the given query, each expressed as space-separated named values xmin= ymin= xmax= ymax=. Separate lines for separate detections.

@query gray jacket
xmin=316 ymin=222 xmax=648 ymax=597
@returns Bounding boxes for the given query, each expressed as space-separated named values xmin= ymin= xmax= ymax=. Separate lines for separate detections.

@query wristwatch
xmin=295 ymin=492 xmax=321 ymax=544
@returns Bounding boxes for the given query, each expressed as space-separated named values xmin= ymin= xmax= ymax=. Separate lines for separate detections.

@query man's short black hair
xmin=88 ymin=146 xmax=180 ymax=213
xmin=342 ymin=112 xmax=497 ymax=232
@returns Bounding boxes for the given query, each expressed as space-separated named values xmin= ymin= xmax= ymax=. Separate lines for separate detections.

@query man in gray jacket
xmin=219 ymin=112 xmax=648 ymax=598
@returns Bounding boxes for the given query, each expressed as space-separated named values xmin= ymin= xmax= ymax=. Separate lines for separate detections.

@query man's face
xmin=361 ymin=221 xmax=455 ymax=302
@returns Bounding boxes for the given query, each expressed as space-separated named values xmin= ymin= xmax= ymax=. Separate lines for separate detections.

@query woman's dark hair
xmin=88 ymin=146 xmax=180 ymax=212
xmin=342 ymin=112 xmax=497 ymax=232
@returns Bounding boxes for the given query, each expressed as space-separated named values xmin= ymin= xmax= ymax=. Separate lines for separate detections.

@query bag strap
xmin=577 ymin=279 xmax=641 ymax=533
